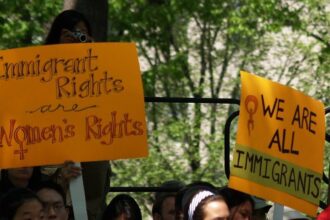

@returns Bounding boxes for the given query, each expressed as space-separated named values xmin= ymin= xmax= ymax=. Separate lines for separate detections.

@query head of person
xmin=175 ymin=181 xmax=216 ymax=220
xmin=267 ymin=206 xmax=310 ymax=220
xmin=251 ymin=197 xmax=271 ymax=220
xmin=0 ymin=188 xmax=45 ymax=220
xmin=1 ymin=167 xmax=42 ymax=189
xmin=219 ymin=188 xmax=254 ymax=220
xmin=183 ymin=190 xmax=229 ymax=220
xmin=153 ymin=194 xmax=176 ymax=220
xmin=102 ymin=194 xmax=142 ymax=220
xmin=153 ymin=180 xmax=184 ymax=220
xmin=45 ymin=9 xmax=92 ymax=44
xmin=35 ymin=181 xmax=69 ymax=220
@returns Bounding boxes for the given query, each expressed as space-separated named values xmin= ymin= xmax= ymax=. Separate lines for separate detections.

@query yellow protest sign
xmin=228 ymin=71 xmax=325 ymax=217
xmin=0 ymin=43 xmax=148 ymax=169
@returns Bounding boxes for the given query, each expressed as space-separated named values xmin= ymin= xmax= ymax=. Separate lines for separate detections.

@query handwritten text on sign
xmin=0 ymin=43 xmax=148 ymax=168
xmin=228 ymin=71 xmax=325 ymax=217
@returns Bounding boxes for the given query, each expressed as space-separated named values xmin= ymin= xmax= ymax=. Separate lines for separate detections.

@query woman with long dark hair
xmin=45 ymin=9 xmax=92 ymax=44
xmin=44 ymin=10 xmax=110 ymax=220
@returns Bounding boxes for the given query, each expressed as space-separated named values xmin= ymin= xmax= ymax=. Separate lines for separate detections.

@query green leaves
xmin=3 ymin=0 xmax=328 ymax=213
xmin=0 ymin=0 xmax=62 ymax=49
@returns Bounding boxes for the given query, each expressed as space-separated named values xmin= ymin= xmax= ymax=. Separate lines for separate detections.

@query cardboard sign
xmin=228 ymin=71 xmax=325 ymax=217
xmin=0 ymin=43 xmax=148 ymax=169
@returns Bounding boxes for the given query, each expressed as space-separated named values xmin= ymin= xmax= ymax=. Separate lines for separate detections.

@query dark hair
xmin=45 ymin=9 xmax=92 ymax=44
xmin=193 ymin=195 xmax=228 ymax=220
xmin=35 ymin=180 xmax=67 ymax=205
xmin=175 ymin=181 xmax=216 ymax=220
xmin=102 ymin=194 xmax=142 ymax=220
xmin=152 ymin=180 xmax=184 ymax=216
xmin=218 ymin=187 xmax=254 ymax=210
xmin=0 ymin=188 xmax=42 ymax=220
xmin=0 ymin=167 xmax=42 ymax=193
xmin=183 ymin=190 xmax=228 ymax=220
xmin=153 ymin=194 xmax=175 ymax=218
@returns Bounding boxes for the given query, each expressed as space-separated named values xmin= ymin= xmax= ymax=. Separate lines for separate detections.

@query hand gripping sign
xmin=0 ymin=43 xmax=148 ymax=168
xmin=229 ymin=71 xmax=325 ymax=217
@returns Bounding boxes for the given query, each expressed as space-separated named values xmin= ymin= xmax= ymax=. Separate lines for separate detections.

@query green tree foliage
xmin=107 ymin=0 xmax=330 ymax=215
xmin=0 ymin=0 xmax=329 ymax=216
xmin=0 ymin=0 xmax=62 ymax=49
xmin=299 ymin=0 xmax=330 ymax=103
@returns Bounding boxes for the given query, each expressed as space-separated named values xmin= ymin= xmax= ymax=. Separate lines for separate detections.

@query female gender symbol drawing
xmin=244 ymin=95 xmax=258 ymax=135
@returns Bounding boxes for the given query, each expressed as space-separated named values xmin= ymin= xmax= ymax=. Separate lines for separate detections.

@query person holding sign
xmin=45 ymin=10 xmax=93 ymax=44
xmin=45 ymin=10 xmax=111 ymax=220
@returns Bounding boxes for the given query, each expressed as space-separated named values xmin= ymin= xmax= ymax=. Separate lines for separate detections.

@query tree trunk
xmin=63 ymin=0 xmax=108 ymax=41
xmin=61 ymin=2 xmax=109 ymax=220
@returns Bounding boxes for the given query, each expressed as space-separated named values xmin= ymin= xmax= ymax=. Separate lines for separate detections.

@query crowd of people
xmin=118 ymin=180 xmax=327 ymax=220
xmin=1 ymin=171 xmax=321 ymax=220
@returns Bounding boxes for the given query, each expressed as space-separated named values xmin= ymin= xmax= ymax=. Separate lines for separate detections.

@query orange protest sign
xmin=228 ymin=71 xmax=325 ymax=217
xmin=0 ymin=43 xmax=148 ymax=169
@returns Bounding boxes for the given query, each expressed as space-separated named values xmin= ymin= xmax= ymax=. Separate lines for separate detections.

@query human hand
xmin=60 ymin=160 xmax=82 ymax=181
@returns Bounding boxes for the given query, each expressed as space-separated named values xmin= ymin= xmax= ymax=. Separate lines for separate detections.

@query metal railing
xmin=109 ymin=97 xmax=330 ymax=209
